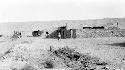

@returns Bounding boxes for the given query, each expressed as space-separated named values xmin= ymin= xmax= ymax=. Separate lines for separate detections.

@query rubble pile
xmin=76 ymin=29 xmax=125 ymax=38
xmin=50 ymin=46 xmax=110 ymax=70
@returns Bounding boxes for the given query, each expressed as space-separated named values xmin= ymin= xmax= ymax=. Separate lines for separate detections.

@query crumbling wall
xmin=76 ymin=29 xmax=125 ymax=38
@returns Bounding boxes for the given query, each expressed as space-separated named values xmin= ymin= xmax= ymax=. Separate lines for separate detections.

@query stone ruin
xmin=76 ymin=29 xmax=125 ymax=38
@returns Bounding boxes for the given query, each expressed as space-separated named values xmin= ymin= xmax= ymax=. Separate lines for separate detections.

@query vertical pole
xmin=71 ymin=29 xmax=73 ymax=38
xmin=117 ymin=22 xmax=118 ymax=28
xmin=116 ymin=18 xmax=118 ymax=29
xmin=66 ymin=23 xmax=67 ymax=30
xmin=66 ymin=23 xmax=67 ymax=39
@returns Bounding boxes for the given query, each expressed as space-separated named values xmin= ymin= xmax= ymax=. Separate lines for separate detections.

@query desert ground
xmin=0 ymin=36 xmax=125 ymax=70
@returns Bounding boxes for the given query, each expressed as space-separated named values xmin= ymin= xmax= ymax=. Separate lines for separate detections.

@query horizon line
xmin=0 ymin=17 xmax=124 ymax=23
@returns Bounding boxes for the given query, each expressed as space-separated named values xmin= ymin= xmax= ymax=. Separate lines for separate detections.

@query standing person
xmin=46 ymin=32 xmax=49 ymax=36
xmin=58 ymin=32 xmax=61 ymax=40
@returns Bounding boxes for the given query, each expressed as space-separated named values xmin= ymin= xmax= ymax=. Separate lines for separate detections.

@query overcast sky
xmin=0 ymin=0 xmax=125 ymax=22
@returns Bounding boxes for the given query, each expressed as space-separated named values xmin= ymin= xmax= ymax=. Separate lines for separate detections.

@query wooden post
xmin=71 ymin=29 xmax=73 ymax=38
xmin=66 ymin=23 xmax=67 ymax=30
xmin=117 ymin=22 xmax=118 ymax=28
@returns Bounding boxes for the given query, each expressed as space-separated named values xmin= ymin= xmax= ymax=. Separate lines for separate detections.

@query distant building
xmin=46 ymin=26 xmax=76 ymax=39
xmin=32 ymin=30 xmax=43 ymax=37
xmin=92 ymin=26 xmax=104 ymax=29
xmin=0 ymin=35 xmax=2 ymax=37
xmin=83 ymin=27 xmax=92 ymax=29
xmin=58 ymin=26 xmax=67 ymax=39
xmin=83 ymin=26 xmax=104 ymax=29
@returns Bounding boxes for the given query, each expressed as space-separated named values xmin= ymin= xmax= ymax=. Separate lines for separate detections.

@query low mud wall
xmin=76 ymin=29 xmax=125 ymax=38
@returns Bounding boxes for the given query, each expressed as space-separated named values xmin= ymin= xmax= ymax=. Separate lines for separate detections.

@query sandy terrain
xmin=0 ymin=37 xmax=125 ymax=70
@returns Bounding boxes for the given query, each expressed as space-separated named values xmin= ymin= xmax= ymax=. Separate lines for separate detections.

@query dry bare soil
xmin=0 ymin=37 xmax=125 ymax=70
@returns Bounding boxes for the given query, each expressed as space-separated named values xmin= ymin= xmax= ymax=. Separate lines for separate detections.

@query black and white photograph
xmin=0 ymin=0 xmax=125 ymax=70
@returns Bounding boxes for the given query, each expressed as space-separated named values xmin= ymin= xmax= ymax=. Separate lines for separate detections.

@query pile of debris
xmin=76 ymin=29 xmax=125 ymax=38
xmin=48 ymin=46 xmax=109 ymax=70
xmin=11 ymin=31 xmax=22 ymax=41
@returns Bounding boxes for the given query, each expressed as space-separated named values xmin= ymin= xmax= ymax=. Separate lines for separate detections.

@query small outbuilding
xmin=32 ymin=30 xmax=42 ymax=37
xmin=0 ymin=35 xmax=2 ymax=37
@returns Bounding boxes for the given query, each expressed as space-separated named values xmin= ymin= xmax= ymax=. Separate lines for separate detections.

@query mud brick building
xmin=46 ymin=26 xmax=76 ymax=39
xmin=32 ymin=30 xmax=43 ymax=37
xmin=46 ymin=25 xmax=125 ymax=39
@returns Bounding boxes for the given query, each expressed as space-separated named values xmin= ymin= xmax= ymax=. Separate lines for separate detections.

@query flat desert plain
xmin=0 ymin=37 xmax=125 ymax=70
